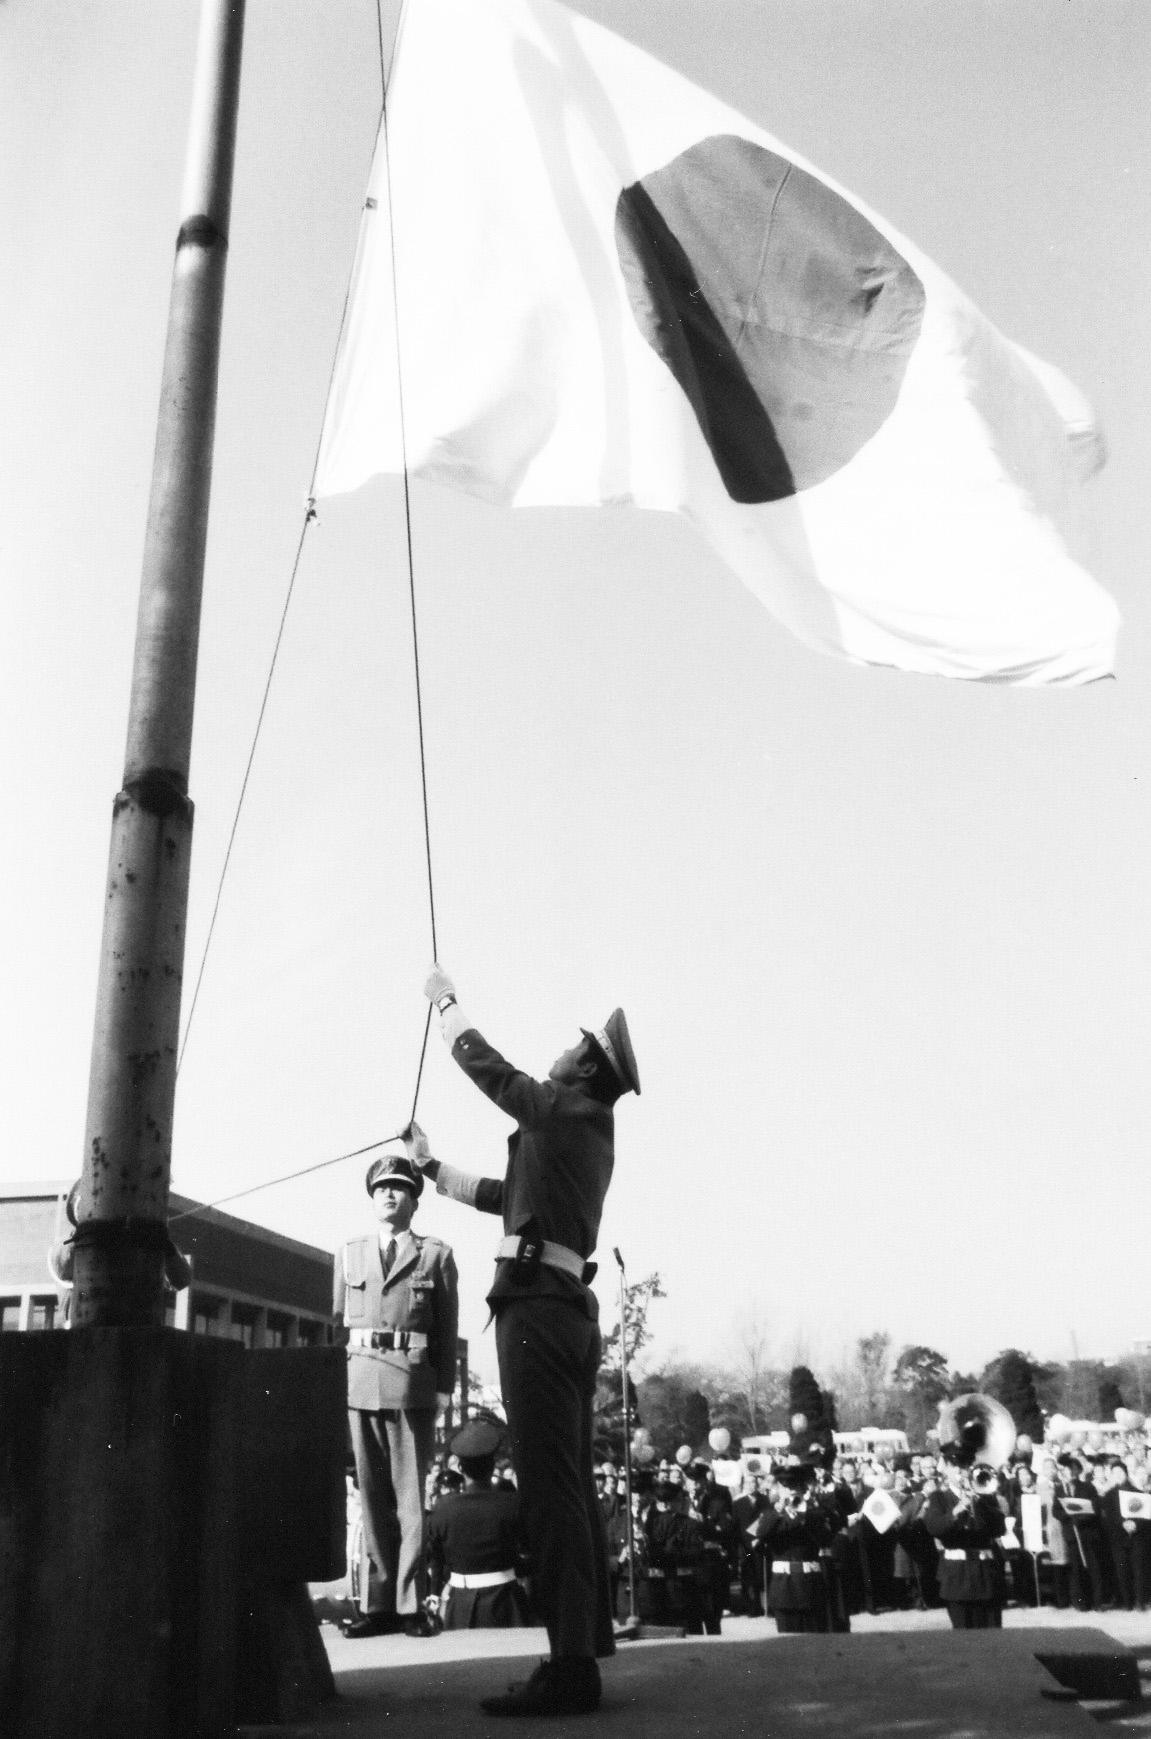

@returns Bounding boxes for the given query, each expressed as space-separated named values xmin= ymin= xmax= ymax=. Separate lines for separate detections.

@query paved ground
xmin=244 ymin=1602 xmax=1151 ymax=1737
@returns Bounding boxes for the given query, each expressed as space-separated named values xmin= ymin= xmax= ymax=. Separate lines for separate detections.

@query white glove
xmin=403 ymin=1119 xmax=435 ymax=1168
xmin=424 ymin=963 xmax=456 ymax=1006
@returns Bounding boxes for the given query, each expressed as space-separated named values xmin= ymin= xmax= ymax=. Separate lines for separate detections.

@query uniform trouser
xmin=1108 ymin=1538 xmax=1136 ymax=1609
xmin=349 ymin=1405 xmax=436 ymax=1616
xmin=1068 ymin=1531 xmax=1107 ymax=1609
xmin=495 ymin=1297 xmax=614 ymax=1660
xmin=946 ymin=1600 xmax=1002 ymax=1629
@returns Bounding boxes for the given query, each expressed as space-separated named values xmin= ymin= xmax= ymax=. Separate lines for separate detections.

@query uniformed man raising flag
xmin=405 ymin=965 xmax=639 ymax=1717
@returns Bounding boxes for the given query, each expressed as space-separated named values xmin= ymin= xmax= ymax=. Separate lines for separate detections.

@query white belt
xmin=495 ymin=1235 xmax=586 ymax=1280
xmin=448 ymin=1568 xmax=517 ymax=1590
xmin=348 ymin=1329 xmax=429 ymax=1349
xmin=771 ymin=1560 xmax=822 ymax=1574
xmin=942 ymin=1548 xmax=994 ymax=1561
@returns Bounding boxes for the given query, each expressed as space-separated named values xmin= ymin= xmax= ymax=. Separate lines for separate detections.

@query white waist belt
xmin=449 ymin=1568 xmax=517 ymax=1590
xmin=348 ymin=1329 xmax=429 ymax=1349
xmin=771 ymin=1560 xmax=822 ymax=1574
xmin=495 ymin=1235 xmax=586 ymax=1280
xmin=942 ymin=1548 xmax=994 ymax=1561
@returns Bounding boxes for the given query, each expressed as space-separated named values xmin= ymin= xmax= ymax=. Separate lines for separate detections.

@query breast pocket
xmin=343 ymin=1277 xmax=370 ymax=1326
xmin=341 ymin=1244 xmax=372 ymax=1325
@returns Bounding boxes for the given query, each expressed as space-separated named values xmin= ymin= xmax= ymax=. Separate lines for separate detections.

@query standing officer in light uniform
xmin=335 ymin=1153 xmax=458 ymax=1638
xmin=404 ymin=964 xmax=639 ymax=1718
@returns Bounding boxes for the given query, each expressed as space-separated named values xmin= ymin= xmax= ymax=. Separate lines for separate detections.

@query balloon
xmin=675 ymin=1445 xmax=693 ymax=1467
xmin=634 ymin=1442 xmax=655 ymax=1465
xmin=1046 ymin=1414 xmax=1070 ymax=1438
xmin=708 ymin=1428 xmax=732 ymax=1454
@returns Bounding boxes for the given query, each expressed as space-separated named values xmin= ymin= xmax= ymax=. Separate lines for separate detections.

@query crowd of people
xmin=346 ymin=1410 xmax=1151 ymax=1648
xmin=587 ymin=1415 xmax=1151 ymax=1635
xmin=330 ymin=962 xmax=1148 ymax=1716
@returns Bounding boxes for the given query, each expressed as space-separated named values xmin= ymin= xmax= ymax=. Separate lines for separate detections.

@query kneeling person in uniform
xmin=335 ymin=1154 xmax=458 ymax=1638
xmin=426 ymin=1419 xmax=531 ymax=1630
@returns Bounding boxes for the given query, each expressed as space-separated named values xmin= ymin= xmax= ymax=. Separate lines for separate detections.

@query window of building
xmin=29 ymin=1296 xmax=57 ymax=1331
xmin=0 ymin=1298 xmax=21 ymax=1332
xmin=228 ymin=1303 xmax=258 ymax=1348
xmin=296 ymin=1318 xmax=326 ymax=1347
xmin=265 ymin=1312 xmax=291 ymax=1349
xmin=192 ymin=1293 xmax=224 ymax=1337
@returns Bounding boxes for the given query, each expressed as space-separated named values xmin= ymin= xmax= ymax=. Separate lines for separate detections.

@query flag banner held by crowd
xmin=1120 ymin=1492 xmax=1151 ymax=1521
xmin=1058 ymin=1498 xmax=1095 ymax=1518
xmin=860 ymin=1488 xmax=901 ymax=1534
xmin=315 ymin=0 xmax=1119 ymax=685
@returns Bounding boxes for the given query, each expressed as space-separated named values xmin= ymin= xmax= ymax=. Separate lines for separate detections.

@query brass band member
xmin=921 ymin=1453 xmax=1008 ymax=1629
xmin=752 ymin=1460 xmax=837 ymax=1633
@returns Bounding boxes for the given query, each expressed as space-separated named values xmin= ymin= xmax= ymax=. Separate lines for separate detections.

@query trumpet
xmin=954 ymin=1464 xmax=1001 ymax=1503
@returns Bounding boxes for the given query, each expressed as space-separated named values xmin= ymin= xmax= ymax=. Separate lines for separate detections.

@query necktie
xmin=382 ymin=1237 xmax=397 ymax=1279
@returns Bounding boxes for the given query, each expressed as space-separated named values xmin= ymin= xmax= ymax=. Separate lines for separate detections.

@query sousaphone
xmin=936 ymin=1392 xmax=1017 ymax=1470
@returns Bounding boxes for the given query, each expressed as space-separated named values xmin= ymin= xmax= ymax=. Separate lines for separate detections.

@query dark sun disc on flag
xmin=615 ymin=136 xmax=926 ymax=503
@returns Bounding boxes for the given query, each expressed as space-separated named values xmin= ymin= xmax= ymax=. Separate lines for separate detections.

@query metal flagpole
xmin=0 ymin=13 xmax=349 ymax=1733
xmin=71 ymin=0 xmax=246 ymax=1327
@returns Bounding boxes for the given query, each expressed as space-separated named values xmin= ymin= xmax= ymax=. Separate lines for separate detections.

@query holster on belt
xmin=506 ymin=1216 xmax=543 ymax=1287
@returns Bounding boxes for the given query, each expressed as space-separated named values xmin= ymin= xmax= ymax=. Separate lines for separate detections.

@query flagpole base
xmin=0 ymin=1329 xmax=345 ymax=1739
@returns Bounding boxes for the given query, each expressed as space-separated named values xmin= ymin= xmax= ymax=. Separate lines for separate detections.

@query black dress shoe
xmin=341 ymin=1613 xmax=399 ymax=1638
xmin=480 ymin=1657 xmax=601 ymax=1717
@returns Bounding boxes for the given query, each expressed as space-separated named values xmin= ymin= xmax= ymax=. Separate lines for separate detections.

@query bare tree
xmin=725 ymin=1308 xmax=785 ymax=1434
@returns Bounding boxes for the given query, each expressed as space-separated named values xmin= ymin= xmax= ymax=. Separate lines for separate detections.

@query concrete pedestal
xmin=0 ymin=1329 xmax=345 ymax=1739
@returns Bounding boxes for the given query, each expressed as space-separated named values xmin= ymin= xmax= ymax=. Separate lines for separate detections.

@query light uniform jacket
xmin=334 ymin=1231 xmax=458 ymax=1411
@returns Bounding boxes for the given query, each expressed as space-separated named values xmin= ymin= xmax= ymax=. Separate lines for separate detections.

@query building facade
xmin=1 ymin=1181 xmax=335 ymax=1346
xmin=0 ymin=1182 xmax=469 ymax=1415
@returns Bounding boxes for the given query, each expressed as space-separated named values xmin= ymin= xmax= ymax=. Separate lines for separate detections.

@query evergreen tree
xmin=789 ymin=1364 xmax=826 ymax=1426
xmin=684 ymin=1389 xmax=711 ymax=1450
xmin=980 ymin=1348 xmax=1044 ymax=1441
xmin=636 ymin=1372 xmax=715 ymax=1457
xmin=1060 ymin=1359 xmax=1106 ymax=1421
xmin=892 ymin=1345 xmax=950 ymax=1448
xmin=1098 ymin=1367 xmax=1127 ymax=1422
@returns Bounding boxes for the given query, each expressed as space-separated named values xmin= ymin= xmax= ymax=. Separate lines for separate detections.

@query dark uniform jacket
xmin=426 ymin=1486 xmax=526 ymax=1588
xmin=921 ymin=1488 xmax=1007 ymax=1603
xmin=753 ymin=1503 xmax=836 ymax=1612
xmin=435 ymin=1028 xmax=614 ymax=1318
xmin=426 ymin=1484 xmax=530 ymax=1629
xmin=334 ymin=1230 xmax=458 ymax=1410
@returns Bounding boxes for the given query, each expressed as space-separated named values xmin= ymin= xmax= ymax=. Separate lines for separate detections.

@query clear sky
xmin=3 ymin=0 xmax=1149 ymax=1393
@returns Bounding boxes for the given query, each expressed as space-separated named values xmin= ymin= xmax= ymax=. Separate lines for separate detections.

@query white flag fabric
xmin=314 ymin=0 xmax=1119 ymax=685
